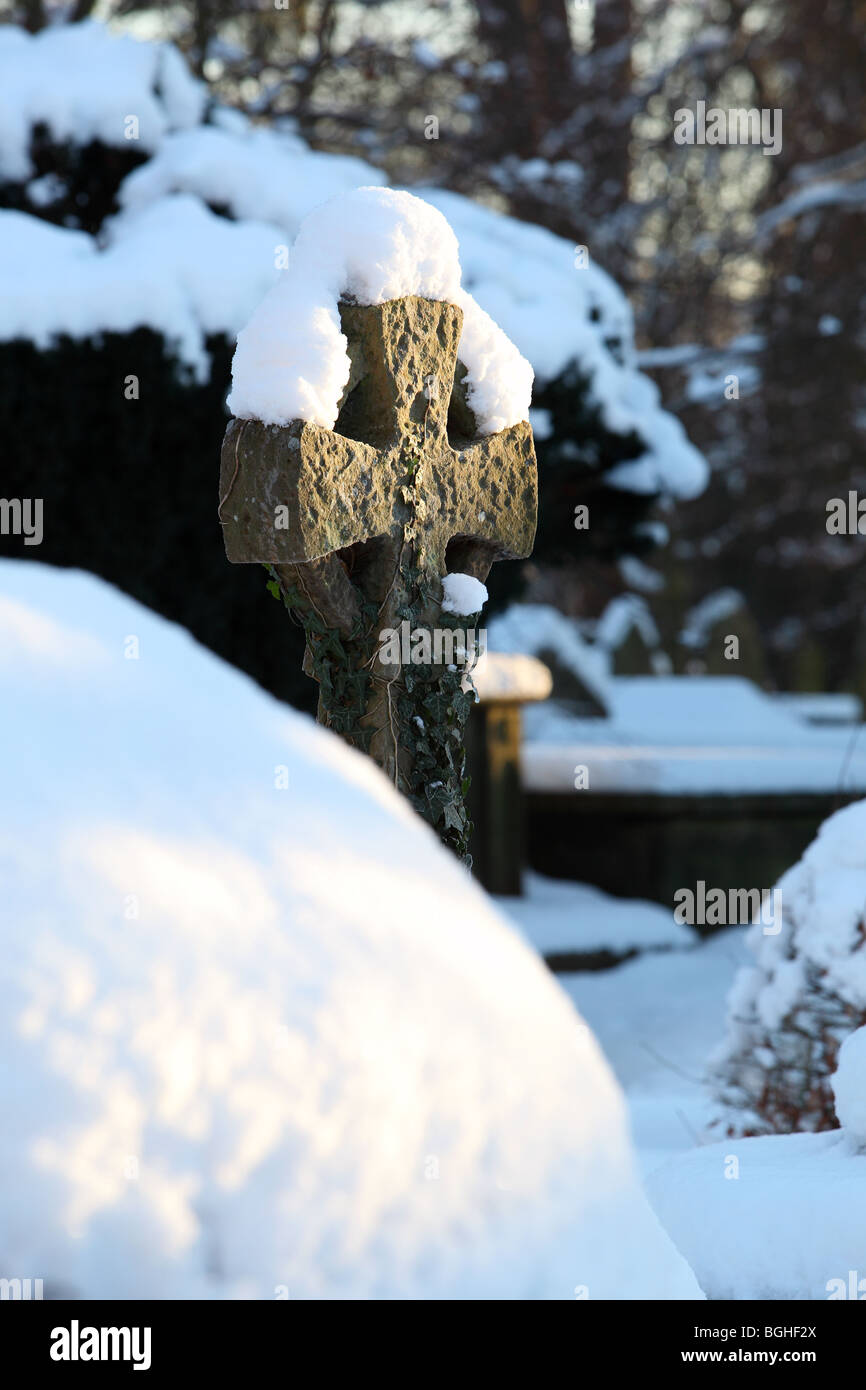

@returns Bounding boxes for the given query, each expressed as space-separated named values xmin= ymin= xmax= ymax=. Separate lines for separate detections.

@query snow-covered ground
xmin=562 ymin=929 xmax=751 ymax=1173
xmin=488 ymin=603 xmax=866 ymax=795
xmin=498 ymin=871 xmax=696 ymax=960
xmin=648 ymin=1129 xmax=866 ymax=1300
xmin=502 ymin=841 xmax=866 ymax=1300
xmin=558 ymin=895 xmax=866 ymax=1301
xmin=0 ymin=559 xmax=701 ymax=1301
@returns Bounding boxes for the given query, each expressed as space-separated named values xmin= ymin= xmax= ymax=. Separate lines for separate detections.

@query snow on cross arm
xmin=226 ymin=186 xmax=535 ymax=438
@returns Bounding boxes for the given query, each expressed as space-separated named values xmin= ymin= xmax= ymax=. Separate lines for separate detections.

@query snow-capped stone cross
xmin=219 ymin=297 xmax=539 ymax=850
xmin=219 ymin=292 xmax=536 ymax=859
xmin=220 ymin=295 xmax=536 ymax=595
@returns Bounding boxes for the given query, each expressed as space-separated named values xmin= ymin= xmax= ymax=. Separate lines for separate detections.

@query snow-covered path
xmin=497 ymin=877 xmax=750 ymax=1174
xmin=562 ymin=929 xmax=749 ymax=1175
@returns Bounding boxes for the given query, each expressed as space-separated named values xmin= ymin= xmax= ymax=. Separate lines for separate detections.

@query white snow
xmin=832 ymin=1028 xmax=866 ymax=1148
xmin=487 ymin=602 xmax=611 ymax=709
xmin=498 ymin=873 xmax=696 ymax=959
xmin=617 ymin=554 xmax=666 ymax=594
xmin=0 ymin=558 xmax=701 ymax=1301
xmin=735 ymin=799 xmax=866 ymax=1015
xmin=679 ymin=588 xmax=744 ymax=648
xmin=0 ymin=20 xmax=707 ymax=502
xmin=548 ymin=820 xmax=866 ymax=1302
xmin=773 ymin=692 xmax=862 ymax=726
xmin=758 ymin=177 xmax=866 ymax=237
xmin=594 ymin=594 xmax=660 ymax=654
xmin=470 ymin=651 xmax=553 ymax=703
xmin=441 ymin=571 xmax=489 ymax=616
xmin=564 ymin=928 xmax=751 ymax=1171
xmin=119 ymin=124 xmax=385 ymax=231
xmin=519 ymin=673 xmax=866 ymax=795
xmin=562 ymin=912 xmax=866 ymax=1301
xmin=646 ymin=1129 xmax=866 ymax=1300
xmin=0 ymin=22 xmax=204 ymax=182
xmin=0 ymin=200 xmax=282 ymax=378
xmin=227 ymin=186 xmax=534 ymax=436
xmin=712 ymin=799 xmax=866 ymax=1126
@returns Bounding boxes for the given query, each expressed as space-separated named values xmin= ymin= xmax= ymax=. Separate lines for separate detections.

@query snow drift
xmin=0 ymin=561 xmax=701 ymax=1300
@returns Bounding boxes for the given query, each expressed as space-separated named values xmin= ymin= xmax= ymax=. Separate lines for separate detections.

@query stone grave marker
xmin=219 ymin=293 xmax=537 ymax=859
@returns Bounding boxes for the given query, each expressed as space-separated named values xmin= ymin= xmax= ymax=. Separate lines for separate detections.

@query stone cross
xmin=219 ymin=294 xmax=537 ymax=858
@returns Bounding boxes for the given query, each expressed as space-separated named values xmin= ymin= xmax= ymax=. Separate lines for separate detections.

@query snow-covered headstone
xmin=219 ymin=189 xmax=538 ymax=857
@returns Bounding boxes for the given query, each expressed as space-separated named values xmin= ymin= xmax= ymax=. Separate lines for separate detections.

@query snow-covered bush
xmin=0 ymin=559 xmax=702 ymax=1300
xmin=713 ymin=800 xmax=866 ymax=1135
xmin=0 ymin=21 xmax=203 ymax=233
xmin=832 ymin=1026 xmax=866 ymax=1148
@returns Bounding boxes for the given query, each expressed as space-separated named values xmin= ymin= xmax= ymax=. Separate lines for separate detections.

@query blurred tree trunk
xmin=475 ymin=0 xmax=574 ymax=156
xmin=193 ymin=0 xmax=213 ymax=76
xmin=581 ymin=0 xmax=633 ymax=232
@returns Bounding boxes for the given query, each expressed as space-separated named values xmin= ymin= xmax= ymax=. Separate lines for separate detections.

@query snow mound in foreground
xmin=647 ymin=1129 xmax=866 ymax=1300
xmin=0 ymin=561 xmax=701 ymax=1300
xmin=227 ymin=186 xmax=534 ymax=436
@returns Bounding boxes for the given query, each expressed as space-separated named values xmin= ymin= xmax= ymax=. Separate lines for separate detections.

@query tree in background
xmin=635 ymin=1 xmax=866 ymax=692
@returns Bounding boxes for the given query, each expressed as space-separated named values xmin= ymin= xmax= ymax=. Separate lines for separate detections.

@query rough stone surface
xmin=219 ymin=295 xmax=537 ymax=825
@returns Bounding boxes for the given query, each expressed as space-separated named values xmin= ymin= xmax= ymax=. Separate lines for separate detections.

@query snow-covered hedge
xmin=712 ymin=800 xmax=866 ymax=1135
xmin=0 ymin=558 xmax=702 ymax=1300
xmin=0 ymin=20 xmax=706 ymax=503
xmin=832 ymin=1026 xmax=866 ymax=1147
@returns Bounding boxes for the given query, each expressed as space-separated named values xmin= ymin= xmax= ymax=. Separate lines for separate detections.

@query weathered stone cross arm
xmin=220 ymin=413 xmax=535 ymax=578
xmin=220 ymin=298 xmax=535 ymax=580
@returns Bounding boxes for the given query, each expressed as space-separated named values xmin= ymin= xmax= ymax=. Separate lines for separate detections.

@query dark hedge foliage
xmin=0 ymin=130 xmax=148 ymax=234
xmin=532 ymin=362 xmax=658 ymax=563
xmin=0 ymin=329 xmax=316 ymax=713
